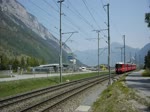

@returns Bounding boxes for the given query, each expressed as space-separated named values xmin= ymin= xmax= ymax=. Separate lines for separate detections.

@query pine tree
xmin=20 ymin=56 xmax=25 ymax=68
xmin=144 ymin=50 xmax=150 ymax=69
xmin=1 ymin=54 xmax=9 ymax=70
xmin=145 ymin=13 xmax=150 ymax=28
xmin=13 ymin=58 xmax=20 ymax=71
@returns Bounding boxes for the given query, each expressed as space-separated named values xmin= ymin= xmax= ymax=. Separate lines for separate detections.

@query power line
xmin=29 ymin=0 xmax=106 ymax=40
xmin=82 ymin=0 xmax=101 ymax=30
xmin=29 ymin=0 xmax=56 ymax=19
xmin=30 ymin=0 xmax=83 ymax=35
xmin=64 ymin=0 xmax=95 ymax=29
xmin=62 ymin=0 xmax=101 ymax=39
xmin=99 ymin=0 xmax=122 ymax=39
xmin=97 ymin=0 xmax=107 ymax=13
xmin=52 ymin=0 xmax=59 ymax=9
xmin=100 ymin=0 xmax=104 ymax=6
xmin=27 ymin=7 xmax=58 ymax=28
xmin=63 ymin=15 xmax=89 ymax=37
xmin=21 ymin=0 xmax=117 ymax=52
xmin=82 ymin=0 xmax=107 ymax=37
xmin=99 ymin=47 xmax=107 ymax=55
xmin=15 ymin=4 xmax=60 ymax=38
xmin=43 ymin=0 xmax=59 ymax=13
xmin=2 ymin=4 xmax=61 ymax=42
xmin=110 ymin=18 xmax=122 ymax=36
xmin=28 ymin=0 xmax=80 ymax=37
xmin=94 ymin=0 xmax=107 ymax=24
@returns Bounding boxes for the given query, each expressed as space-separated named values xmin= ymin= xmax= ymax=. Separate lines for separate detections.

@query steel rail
xmin=0 ymin=74 xmax=108 ymax=109
xmin=42 ymin=77 xmax=108 ymax=112
xmin=20 ymin=75 xmax=109 ymax=112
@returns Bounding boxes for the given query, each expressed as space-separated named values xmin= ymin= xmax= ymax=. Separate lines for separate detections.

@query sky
xmin=17 ymin=0 xmax=150 ymax=52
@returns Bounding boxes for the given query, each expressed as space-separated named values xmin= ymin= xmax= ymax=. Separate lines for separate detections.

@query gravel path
xmin=126 ymin=70 xmax=150 ymax=112
xmin=75 ymin=71 xmax=150 ymax=112
xmin=126 ymin=70 xmax=150 ymax=98
xmin=74 ymin=78 xmax=115 ymax=112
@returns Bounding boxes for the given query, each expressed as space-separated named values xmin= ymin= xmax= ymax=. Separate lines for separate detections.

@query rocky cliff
xmin=0 ymin=0 xmax=71 ymax=53
xmin=0 ymin=0 xmax=72 ymax=63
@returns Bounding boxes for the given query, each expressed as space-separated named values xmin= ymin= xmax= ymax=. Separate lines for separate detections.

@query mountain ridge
xmin=74 ymin=42 xmax=149 ymax=66
xmin=0 ymin=0 xmax=71 ymax=64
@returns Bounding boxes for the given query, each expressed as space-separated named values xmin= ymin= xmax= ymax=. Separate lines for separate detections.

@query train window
xmin=115 ymin=64 xmax=122 ymax=68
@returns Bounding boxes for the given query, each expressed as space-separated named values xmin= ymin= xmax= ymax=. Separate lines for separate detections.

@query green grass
xmin=0 ymin=74 xmax=11 ymax=78
xmin=142 ymin=69 xmax=150 ymax=77
xmin=62 ymin=72 xmax=109 ymax=82
xmin=92 ymin=75 xmax=150 ymax=112
xmin=0 ymin=77 xmax=58 ymax=99
xmin=0 ymin=71 xmax=108 ymax=99
xmin=0 ymin=71 xmax=13 ymax=78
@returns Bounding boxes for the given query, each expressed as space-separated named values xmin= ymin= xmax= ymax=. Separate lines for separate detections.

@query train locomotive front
xmin=115 ymin=62 xmax=136 ymax=74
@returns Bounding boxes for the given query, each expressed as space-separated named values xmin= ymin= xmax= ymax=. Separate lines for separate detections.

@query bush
xmin=142 ymin=69 xmax=150 ymax=77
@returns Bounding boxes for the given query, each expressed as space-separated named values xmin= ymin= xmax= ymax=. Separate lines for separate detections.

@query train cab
xmin=115 ymin=62 xmax=124 ymax=74
xmin=115 ymin=62 xmax=136 ymax=74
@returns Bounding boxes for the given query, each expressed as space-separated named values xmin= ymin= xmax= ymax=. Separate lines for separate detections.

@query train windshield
xmin=115 ymin=64 xmax=122 ymax=68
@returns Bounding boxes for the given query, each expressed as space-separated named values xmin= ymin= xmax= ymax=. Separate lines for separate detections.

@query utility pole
xmin=121 ymin=47 xmax=123 ymax=62
xmin=98 ymin=31 xmax=100 ymax=76
xmin=104 ymin=3 xmax=111 ymax=85
xmin=58 ymin=0 xmax=64 ymax=83
xmin=92 ymin=29 xmax=107 ymax=75
xmin=123 ymin=35 xmax=126 ymax=64
xmin=93 ymin=30 xmax=100 ymax=75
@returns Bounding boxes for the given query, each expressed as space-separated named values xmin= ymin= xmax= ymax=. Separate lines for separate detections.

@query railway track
xmin=0 ymin=74 xmax=115 ymax=112
xmin=0 ymin=75 xmax=101 ymax=107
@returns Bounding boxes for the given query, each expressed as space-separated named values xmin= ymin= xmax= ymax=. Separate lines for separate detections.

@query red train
xmin=115 ymin=62 xmax=136 ymax=74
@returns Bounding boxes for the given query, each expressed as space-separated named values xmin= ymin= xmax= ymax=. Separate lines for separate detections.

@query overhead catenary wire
xmin=30 ymin=0 xmax=87 ymax=36
xmin=29 ymin=0 xmax=57 ymax=20
xmin=43 ymin=0 xmax=59 ymax=13
xmin=100 ymin=0 xmax=104 ymax=6
xmin=64 ymin=0 xmax=95 ymax=29
xmin=62 ymin=0 xmax=100 ymax=40
xmin=52 ymin=0 xmax=59 ymax=8
xmin=98 ymin=0 xmax=123 ymax=41
xmin=15 ymin=3 xmax=60 ymax=38
xmin=63 ymin=15 xmax=90 ymax=37
xmin=83 ymin=0 xmax=106 ymax=36
xmin=61 ymin=2 xmax=97 ymax=39
xmin=29 ymin=0 xmax=106 ymax=40
xmin=28 ymin=0 xmax=80 ymax=37
xmin=82 ymin=0 xmax=101 ymax=30
xmin=27 ymin=6 xmax=58 ymax=28
xmin=18 ymin=0 xmax=122 ymax=52
xmin=2 ymin=2 xmax=61 ymax=41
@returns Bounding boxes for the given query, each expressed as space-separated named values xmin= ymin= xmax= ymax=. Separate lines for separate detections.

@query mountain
xmin=138 ymin=43 xmax=150 ymax=64
xmin=0 ymin=0 xmax=71 ymax=63
xmin=74 ymin=42 xmax=140 ymax=66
